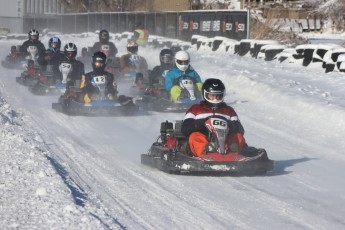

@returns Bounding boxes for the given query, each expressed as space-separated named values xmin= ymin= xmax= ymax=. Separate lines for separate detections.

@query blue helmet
xmin=48 ymin=37 xmax=61 ymax=53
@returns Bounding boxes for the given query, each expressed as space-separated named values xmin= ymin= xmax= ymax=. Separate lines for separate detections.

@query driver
xmin=91 ymin=29 xmax=118 ymax=59
xmin=164 ymin=50 xmax=202 ymax=102
xmin=19 ymin=29 xmax=46 ymax=58
xmin=80 ymin=51 xmax=117 ymax=104
xmin=119 ymin=40 xmax=148 ymax=78
xmin=181 ymin=78 xmax=246 ymax=157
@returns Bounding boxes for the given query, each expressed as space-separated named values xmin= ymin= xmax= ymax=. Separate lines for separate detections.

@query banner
xmin=179 ymin=11 xmax=247 ymax=41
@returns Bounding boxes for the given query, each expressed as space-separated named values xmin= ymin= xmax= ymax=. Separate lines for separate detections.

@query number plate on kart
xmin=209 ymin=117 xmax=228 ymax=129
xmin=93 ymin=75 xmax=106 ymax=85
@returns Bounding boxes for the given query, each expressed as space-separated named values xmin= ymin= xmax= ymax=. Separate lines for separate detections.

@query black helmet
xmin=48 ymin=37 xmax=61 ymax=53
xmin=99 ymin=29 xmax=109 ymax=43
xmin=159 ymin=48 xmax=174 ymax=66
xmin=64 ymin=42 xmax=77 ymax=60
xmin=135 ymin=22 xmax=144 ymax=29
xmin=170 ymin=46 xmax=182 ymax=56
xmin=92 ymin=51 xmax=107 ymax=74
xmin=127 ymin=40 xmax=138 ymax=54
xmin=28 ymin=29 xmax=39 ymax=41
xmin=81 ymin=47 xmax=88 ymax=56
xmin=202 ymin=78 xmax=225 ymax=108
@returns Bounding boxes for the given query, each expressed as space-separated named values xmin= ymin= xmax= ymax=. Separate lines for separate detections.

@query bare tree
xmin=60 ymin=0 xmax=138 ymax=12
xmin=314 ymin=0 xmax=345 ymax=31
xmin=190 ymin=0 xmax=202 ymax=10
xmin=60 ymin=0 xmax=88 ymax=12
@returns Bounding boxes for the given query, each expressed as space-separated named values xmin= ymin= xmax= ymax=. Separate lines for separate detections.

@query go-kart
xmin=136 ymin=76 xmax=202 ymax=112
xmin=28 ymin=64 xmax=67 ymax=95
xmin=1 ymin=45 xmax=26 ymax=69
xmin=16 ymin=60 xmax=41 ymax=86
xmin=141 ymin=116 xmax=274 ymax=175
xmin=52 ymin=74 xmax=139 ymax=116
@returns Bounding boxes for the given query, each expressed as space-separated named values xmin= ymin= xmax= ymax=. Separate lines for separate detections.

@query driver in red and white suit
xmin=181 ymin=78 xmax=246 ymax=157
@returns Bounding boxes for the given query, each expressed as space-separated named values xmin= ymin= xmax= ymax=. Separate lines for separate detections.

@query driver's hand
xmin=44 ymin=55 xmax=51 ymax=61
xmin=195 ymin=118 xmax=207 ymax=131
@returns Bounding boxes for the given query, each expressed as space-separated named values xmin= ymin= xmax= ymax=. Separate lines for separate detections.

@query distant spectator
xmin=132 ymin=22 xmax=149 ymax=47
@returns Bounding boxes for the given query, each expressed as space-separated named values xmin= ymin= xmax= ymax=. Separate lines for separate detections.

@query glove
xmin=173 ymin=78 xmax=180 ymax=86
xmin=228 ymin=120 xmax=244 ymax=134
xmin=194 ymin=118 xmax=206 ymax=131
xmin=107 ymin=93 xmax=114 ymax=100
xmin=44 ymin=55 xmax=51 ymax=61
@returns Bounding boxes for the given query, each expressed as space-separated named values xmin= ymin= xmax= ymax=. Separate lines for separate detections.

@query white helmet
xmin=175 ymin=50 xmax=190 ymax=72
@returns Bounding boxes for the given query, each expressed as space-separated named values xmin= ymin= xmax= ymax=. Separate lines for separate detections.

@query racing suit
xmin=181 ymin=101 xmax=246 ymax=157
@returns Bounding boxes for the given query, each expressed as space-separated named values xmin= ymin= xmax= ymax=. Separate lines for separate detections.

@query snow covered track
xmin=1 ymin=34 xmax=345 ymax=229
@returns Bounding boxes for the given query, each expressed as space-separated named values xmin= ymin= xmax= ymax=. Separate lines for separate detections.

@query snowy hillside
xmin=1 ymin=32 xmax=345 ymax=229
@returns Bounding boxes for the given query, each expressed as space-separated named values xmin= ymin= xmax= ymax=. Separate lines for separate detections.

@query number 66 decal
xmin=210 ymin=117 xmax=228 ymax=129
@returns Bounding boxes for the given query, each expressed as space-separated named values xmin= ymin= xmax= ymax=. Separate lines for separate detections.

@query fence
xmin=0 ymin=17 xmax=23 ymax=34
xmin=22 ymin=10 xmax=248 ymax=41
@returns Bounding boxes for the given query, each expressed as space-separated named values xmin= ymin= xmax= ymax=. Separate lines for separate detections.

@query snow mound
xmin=0 ymin=96 xmax=104 ymax=229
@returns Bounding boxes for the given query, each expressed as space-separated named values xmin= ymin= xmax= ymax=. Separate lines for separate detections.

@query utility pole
xmin=247 ymin=0 xmax=251 ymax=39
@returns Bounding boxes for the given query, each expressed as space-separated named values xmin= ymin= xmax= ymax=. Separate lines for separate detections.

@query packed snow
xmin=1 ymin=31 xmax=345 ymax=229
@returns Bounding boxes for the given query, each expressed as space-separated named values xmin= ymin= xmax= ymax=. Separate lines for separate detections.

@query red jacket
xmin=181 ymin=101 xmax=244 ymax=137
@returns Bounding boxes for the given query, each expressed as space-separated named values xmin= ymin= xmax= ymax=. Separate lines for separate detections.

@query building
xmin=0 ymin=0 xmax=63 ymax=33
xmin=0 ymin=0 xmax=24 ymax=33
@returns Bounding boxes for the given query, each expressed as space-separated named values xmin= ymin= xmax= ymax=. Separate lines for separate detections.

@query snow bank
xmin=0 ymin=96 xmax=104 ymax=229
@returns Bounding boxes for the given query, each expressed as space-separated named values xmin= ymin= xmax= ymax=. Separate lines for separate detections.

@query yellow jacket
xmin=134 ymin=29 xmax=149 ymax=46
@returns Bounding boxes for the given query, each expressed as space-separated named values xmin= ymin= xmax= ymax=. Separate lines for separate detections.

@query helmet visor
xmin=205 ymin=92 xmax=224 ymax=104
xmin=176 ymin=59 xmax=189 ymax=65
xmin=94 ymin=61 xmax=104 ymax=68
xmin=160 ymin=55 xmax=172 ymax=64
xmin=100 ymin=31 xmax=109 ymax=39
xmin=127 ymin=46 xmax=138 ymax=53
xmin=51 ymin=43 xmax=59 ymax=48
xmin=66 ymin=51 xmax=76 ymax=59
xmin=30 ymin=35 xmax=38 ymax=41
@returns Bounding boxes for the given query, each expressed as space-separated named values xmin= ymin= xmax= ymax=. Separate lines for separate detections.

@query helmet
xmin=170 ymin=46 xmax=182 ymax=56
xmin=64 ymin=42 xmax=77 ymax=60
xmin=48 ymin=37 xmax=61 ymax=53
xmin=28 ymin=29 xmax=39 ymax=41
xmin=159 ymin=48 xmax=174 ymax=66
xmin=175 ymin=50 xmax=190 ymax=72
xmin=135 ymin=22 xmax=144 ymax=29
xmin=202 ymin=78 xmax=225 ymax=107
xmin=81 ymin=47 xmax=88 ymax=56
xmin=99 ymin=29 xmax=109 ymax=43
xmin=127 ymin=40 xmax=138 ymax=54
xmin=92 ymin=51 xmax=107 ymax=75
